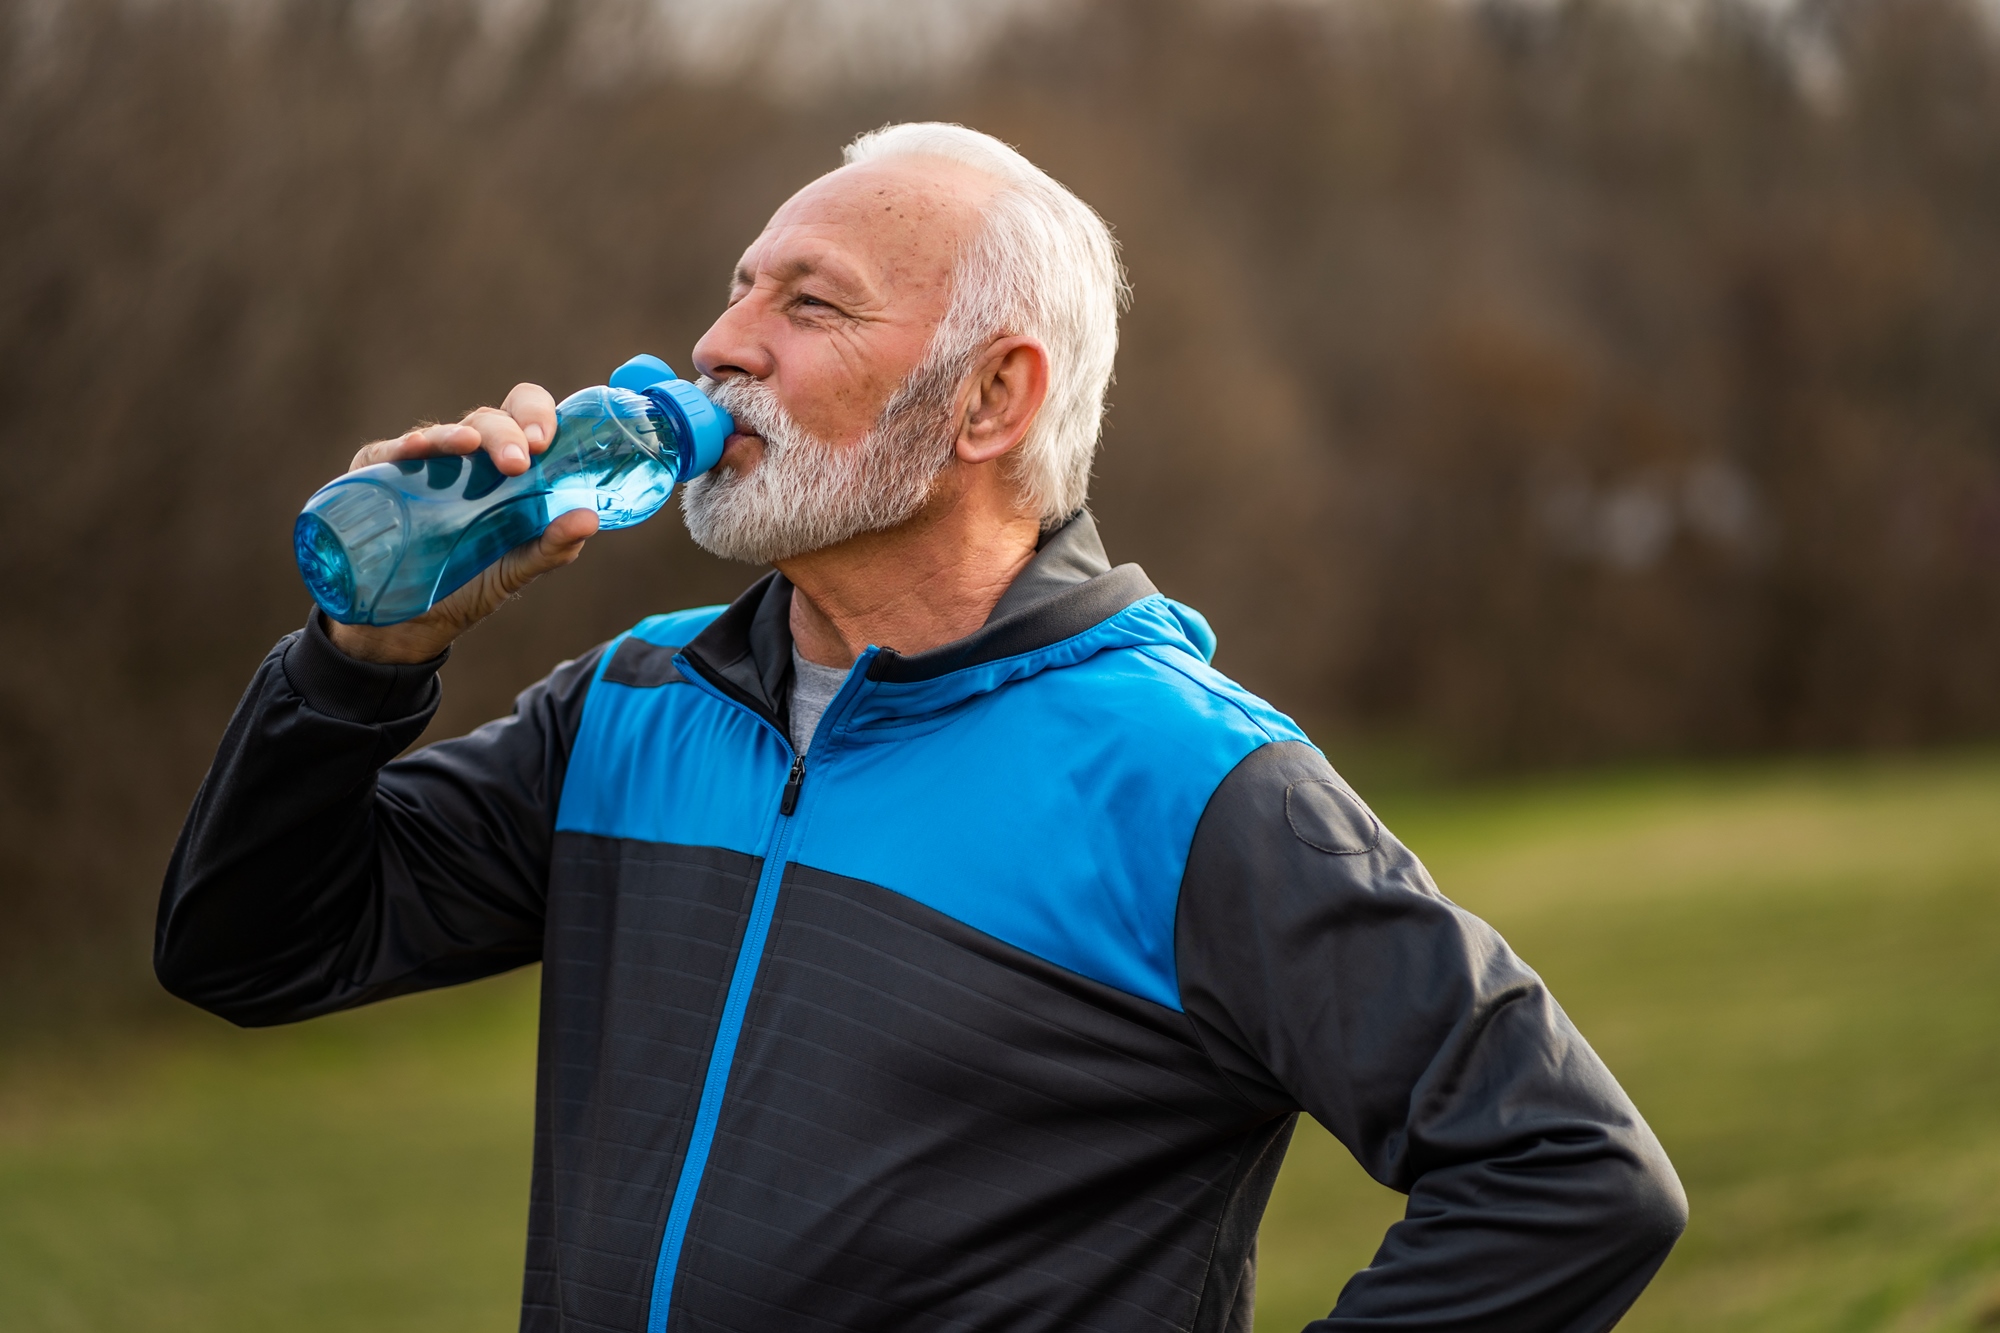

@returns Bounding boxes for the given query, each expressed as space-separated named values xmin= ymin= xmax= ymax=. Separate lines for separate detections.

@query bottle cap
xmin=609 ymin=354 xmax=734 ymax=479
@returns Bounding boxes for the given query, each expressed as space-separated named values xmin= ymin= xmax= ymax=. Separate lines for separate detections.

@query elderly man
xmin=157 ymin=124 xmax=1685 ymax=1332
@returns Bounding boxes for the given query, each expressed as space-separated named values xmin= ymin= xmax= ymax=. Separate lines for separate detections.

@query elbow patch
xmin=1284 ymin=779 xmax=1382 ymax=855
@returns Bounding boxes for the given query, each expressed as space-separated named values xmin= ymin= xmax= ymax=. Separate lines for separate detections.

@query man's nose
xmin=692 ymin=298 xmax=775 ymax=383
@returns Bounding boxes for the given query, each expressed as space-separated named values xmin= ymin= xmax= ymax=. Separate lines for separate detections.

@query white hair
xmin=843 ymin=122 xmax=1130 ymax=529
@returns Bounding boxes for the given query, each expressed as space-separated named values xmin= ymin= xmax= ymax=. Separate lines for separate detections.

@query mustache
xmin=697 ymin=376 xmax=793 ymax=448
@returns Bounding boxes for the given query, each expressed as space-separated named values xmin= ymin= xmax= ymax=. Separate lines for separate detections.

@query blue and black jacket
xmin=156 ymin=514 xmax=1686 ymax=1333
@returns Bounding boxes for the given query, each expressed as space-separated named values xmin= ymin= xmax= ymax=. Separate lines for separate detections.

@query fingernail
xmin=508 ymin=447 xmax=526 ymax=466
xmin=526 ymin=424 xmax=546 ymax=445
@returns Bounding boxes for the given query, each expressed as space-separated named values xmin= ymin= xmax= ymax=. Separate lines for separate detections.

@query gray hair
xmin=843 ymin=122 xmax=1130 ymax=529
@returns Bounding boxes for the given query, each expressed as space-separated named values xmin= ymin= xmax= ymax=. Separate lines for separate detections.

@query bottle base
xmin=294 ymin=513 xmax=357 ymax=622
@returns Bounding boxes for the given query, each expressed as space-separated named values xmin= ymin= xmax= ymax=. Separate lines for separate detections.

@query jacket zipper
xmin=645 ymin=741 xmax=802 ymax=1333
xmin=780 ymin=753 xmax=806 ymax=816
xmin=642 ymin=647 xmax=872 ymax=1333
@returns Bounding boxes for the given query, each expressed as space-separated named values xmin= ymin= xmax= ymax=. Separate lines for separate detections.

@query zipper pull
xmin=780 ymin=754 xmax=806 ymax=817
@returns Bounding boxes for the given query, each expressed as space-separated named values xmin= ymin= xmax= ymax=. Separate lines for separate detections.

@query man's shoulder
xmin=560 ymin=606 xmax=732 ymax=695
xmin=625 ymin=604 xmax=732 ymax=649
xmin=1045 ymin=599 xmax=1313 ymax=761
xmin=943 ymin=609 xmax=1318 ymax=828
xmin=1129 ymin=640 xmax=1308 ymax=750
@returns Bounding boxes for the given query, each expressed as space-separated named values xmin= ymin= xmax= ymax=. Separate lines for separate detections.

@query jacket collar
xmin=987 ymin=508 xmax=1117 ymax=622
xmin=677 ymin=512 xmax=1157 ymax=716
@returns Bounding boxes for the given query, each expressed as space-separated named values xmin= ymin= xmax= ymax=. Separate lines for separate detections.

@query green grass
xmin=0 ymin=981 xmax=538 ymax=1332
xmin=4 ymin=754 xmax=1998 ymax=1332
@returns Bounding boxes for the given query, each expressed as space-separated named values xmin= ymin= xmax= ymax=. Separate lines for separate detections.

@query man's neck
xmin=778 ymin=484 xmax=1040 ymax=668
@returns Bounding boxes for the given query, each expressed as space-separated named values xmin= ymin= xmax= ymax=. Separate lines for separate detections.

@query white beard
xmin=681 ymin=360 xmax=962 ymax=565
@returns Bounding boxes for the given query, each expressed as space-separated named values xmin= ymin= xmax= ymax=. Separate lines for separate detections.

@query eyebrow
xmin=731 ymin=255 xmax=869 ymax=302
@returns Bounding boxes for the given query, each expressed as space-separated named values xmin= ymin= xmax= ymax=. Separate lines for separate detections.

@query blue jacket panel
xmin=555 ymin=648 xmax=785 ymax=860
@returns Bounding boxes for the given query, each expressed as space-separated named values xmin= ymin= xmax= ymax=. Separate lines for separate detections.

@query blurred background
xmin=3 ymin=0 xmax=1999 ymax=1328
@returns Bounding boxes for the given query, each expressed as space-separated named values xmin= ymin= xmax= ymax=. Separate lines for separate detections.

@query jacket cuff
xmin=281 ymin=611 xmax=449 ymax=724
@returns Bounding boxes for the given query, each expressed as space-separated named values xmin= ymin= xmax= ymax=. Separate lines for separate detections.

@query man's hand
xmin=325 ymin=383 xmax=600 ymax=666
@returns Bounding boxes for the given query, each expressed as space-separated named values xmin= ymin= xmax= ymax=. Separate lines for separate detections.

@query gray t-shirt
xmin=789 ymin=648 xmax=849 ymax=755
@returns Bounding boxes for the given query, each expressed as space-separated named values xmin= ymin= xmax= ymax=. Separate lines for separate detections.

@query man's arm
xmin=1177 ymin=741 xmax=1687 ymax=1333
xmin=153 ymin=614 xmax=609 ymax=1026
xmin=156 ymin=378 xmax=605 ymax=1027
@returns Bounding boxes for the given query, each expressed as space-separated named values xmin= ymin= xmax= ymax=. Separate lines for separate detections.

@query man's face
xmin=691 ymin=157 xmax=997 ymax=479
xmin=681 ymin=159 xmax=999 ymax=564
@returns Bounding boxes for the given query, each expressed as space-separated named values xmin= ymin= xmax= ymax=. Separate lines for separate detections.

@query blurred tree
xmin=3 ymin=0 xmax=1998 ymax=1017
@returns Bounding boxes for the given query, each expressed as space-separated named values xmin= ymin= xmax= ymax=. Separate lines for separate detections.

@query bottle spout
xmin=608 ymin=353 xmax=732 ymax=480
xmin=609 ymin=354 xmax=678 ymax=392
xmin=652 ymin=380 xmax=733 ymax=478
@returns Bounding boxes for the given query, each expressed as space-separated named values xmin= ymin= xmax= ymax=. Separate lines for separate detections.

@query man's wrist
xmin=283 ymin=612 xmax=449 ymax=724
xmin=326 ymin=616 xmax=458 ymax=666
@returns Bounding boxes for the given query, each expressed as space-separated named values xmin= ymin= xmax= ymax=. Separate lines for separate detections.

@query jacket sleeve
xmin=154 ymin=613 xmax=608 ymax=1026
xmin=1176 ymin=741 xmax=1686 ymax=1333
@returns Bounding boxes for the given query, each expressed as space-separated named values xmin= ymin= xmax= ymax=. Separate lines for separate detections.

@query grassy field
xmin=4 ymin=754 xmax=1997 ymax=1332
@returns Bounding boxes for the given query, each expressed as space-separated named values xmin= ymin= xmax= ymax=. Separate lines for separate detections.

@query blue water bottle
xmin=294 ymin=355 xmax=732 ymax=626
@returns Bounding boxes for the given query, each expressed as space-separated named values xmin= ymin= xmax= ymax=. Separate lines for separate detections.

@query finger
xmin=501 ymin=383 xmax=559 ymax=454
xmin=521 ymin=508 xmax=599 ymax=578
xmin=445 ymin=510 xmax=595 ymax=618
xmin=463 ymin=406 xmax=533 ymax=475
xmin=349 ymin=436 xmax=408 ymax=470
xmin=349 ymin=424 xmax=479 ymax=471
xmin=544 ymin=506 xmax=601 ymax=547
xmin=422 ymin=509 xmax=599 ymax=633
xmin=496 ymin=509 xmax=598 ymax=592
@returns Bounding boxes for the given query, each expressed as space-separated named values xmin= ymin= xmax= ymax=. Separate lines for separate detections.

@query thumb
xmin=493 ymin=507 xmax=599 ymax=596
xmin=422 ymin=507 xmax=601 ymax=635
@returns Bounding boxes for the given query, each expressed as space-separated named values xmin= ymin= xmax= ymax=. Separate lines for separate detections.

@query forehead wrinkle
xmin=735 ymin=243 xmax=876 ymax=301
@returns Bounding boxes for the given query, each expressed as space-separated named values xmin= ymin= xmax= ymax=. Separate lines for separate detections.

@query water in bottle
xmin=294 ymin=355 xmax=733 ymax=626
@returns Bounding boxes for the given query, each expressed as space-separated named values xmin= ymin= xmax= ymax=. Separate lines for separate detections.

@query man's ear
xmin=955 ymin=336 xmax=1050 ymax=465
